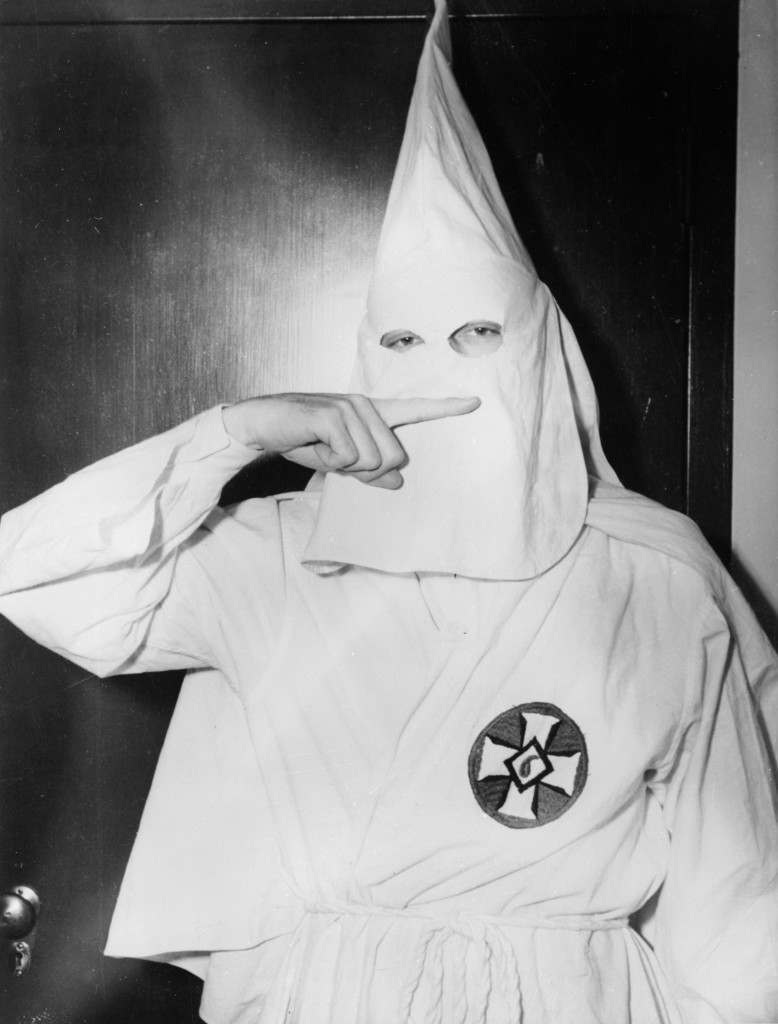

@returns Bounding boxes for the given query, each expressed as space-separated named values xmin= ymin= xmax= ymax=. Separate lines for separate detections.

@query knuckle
xmin=386 ymin=437 xmax=407 ymax=464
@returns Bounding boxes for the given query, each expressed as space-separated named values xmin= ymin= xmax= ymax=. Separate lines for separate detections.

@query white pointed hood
xmin=303 ymin=0 xmax=617 ymax=580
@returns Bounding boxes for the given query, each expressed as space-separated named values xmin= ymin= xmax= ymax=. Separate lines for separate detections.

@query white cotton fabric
xmin=0 ymin=3 xmax=776 ymax=1021
xmin=302 ymin=0 xmax=615 ymax=581
xmin=0 ymin=406 xmax=776 ymax=1024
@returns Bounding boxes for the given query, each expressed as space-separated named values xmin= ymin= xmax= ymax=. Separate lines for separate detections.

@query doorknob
xmin=1 ymin=886 xmax=40 ymax=977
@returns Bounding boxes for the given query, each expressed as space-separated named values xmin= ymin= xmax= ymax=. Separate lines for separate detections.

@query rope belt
xmin=302 ymin=901 xmax=629 ymax=1024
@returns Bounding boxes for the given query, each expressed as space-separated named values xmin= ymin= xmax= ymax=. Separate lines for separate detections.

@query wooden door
xmin=0 ymin=2 xmax=736 ymax=1021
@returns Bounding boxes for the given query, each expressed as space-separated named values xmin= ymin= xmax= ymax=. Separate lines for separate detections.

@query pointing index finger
xmin=375 ymin=396 xmax=481 ymax=429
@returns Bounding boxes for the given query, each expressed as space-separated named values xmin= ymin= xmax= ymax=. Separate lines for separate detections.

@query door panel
xmin=0 ymin=5 xmax=736 ymax=1021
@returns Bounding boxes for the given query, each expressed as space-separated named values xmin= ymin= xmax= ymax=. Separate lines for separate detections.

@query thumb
xmin=375 ymin=396 xmax=481 ymax=429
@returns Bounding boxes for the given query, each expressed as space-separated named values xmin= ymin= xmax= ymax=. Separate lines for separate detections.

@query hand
xmin=222 ymin=392 xmax=480 ymax=489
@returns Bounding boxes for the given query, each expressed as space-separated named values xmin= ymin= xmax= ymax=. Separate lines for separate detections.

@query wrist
xmin=221 ymin=402 xmax=264 ymax=452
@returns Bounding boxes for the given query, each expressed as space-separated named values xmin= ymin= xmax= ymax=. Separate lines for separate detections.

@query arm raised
xmin=0 ymin=407 xmax=260 ymax=675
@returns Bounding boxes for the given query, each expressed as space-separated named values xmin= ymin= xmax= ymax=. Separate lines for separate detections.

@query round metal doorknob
xmin=0 ymin=887 xmax=39 ymax=940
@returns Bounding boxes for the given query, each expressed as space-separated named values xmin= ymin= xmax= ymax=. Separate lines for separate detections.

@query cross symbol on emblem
xmin=468 ymin=702 xmax=588 ymax=828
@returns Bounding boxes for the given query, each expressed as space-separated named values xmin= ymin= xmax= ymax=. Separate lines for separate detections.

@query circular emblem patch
xmin=468 ymin=702 xmax=588 ymax=829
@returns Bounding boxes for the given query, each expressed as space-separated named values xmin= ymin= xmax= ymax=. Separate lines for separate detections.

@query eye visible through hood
xmin=448 ymin=321 xmax=503 ymax=357
xmin=379 ymin=321 xmax=503 ymax=358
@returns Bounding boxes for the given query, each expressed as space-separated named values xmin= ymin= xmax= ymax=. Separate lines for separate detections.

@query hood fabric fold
xmin=303 ymin=0 xmax=617 ymax=580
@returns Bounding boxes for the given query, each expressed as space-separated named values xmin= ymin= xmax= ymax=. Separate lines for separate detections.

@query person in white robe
xmin=0 ymin=2 xmax=776 ymax=1022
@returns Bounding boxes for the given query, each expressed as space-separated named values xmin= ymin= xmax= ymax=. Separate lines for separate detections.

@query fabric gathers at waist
xmin=277 ymin=902 xmax=635 ymax=1023
xmin=302 ymin=899 xmax=629 ymax=936
xmin=297 ymin=900 xmax=631 ymax=1023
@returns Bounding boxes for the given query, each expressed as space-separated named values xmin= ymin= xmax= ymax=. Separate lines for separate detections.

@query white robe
xmin=0 ymin=406 xmax=776 ymax=1024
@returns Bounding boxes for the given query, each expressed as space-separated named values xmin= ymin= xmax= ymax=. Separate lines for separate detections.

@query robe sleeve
xmin=0 ymin=406 xmax=266 ymax=677
xmin=651 ymin=595 xmax=778 ymax=1024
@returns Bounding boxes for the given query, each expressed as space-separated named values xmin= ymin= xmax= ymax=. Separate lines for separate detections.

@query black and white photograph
xmin=0 ymin=1 xmax=776 ymax=1022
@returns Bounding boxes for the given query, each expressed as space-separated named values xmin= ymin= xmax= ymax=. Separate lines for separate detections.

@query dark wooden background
xmin=0 ymin=1 xmax=737 ymax=1021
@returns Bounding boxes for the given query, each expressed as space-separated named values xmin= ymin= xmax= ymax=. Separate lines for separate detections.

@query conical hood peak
xmin=368 ymin=0 xmax=535 ymax=298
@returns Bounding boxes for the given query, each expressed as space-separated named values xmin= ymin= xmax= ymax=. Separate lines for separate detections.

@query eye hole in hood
xmin=448 ymin=320 xmax=503 ymax=357
xmin=380 ymin=329 xmax=425 ymax=353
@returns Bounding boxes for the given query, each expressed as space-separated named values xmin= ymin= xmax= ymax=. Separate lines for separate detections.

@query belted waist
xmin=303 ymin=898 xmax=629 ymax=935
xmin=296 ymin=900 xmax=630 ymax=1022
xmin=266 ymin=900 xmax=636 ymax=1023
